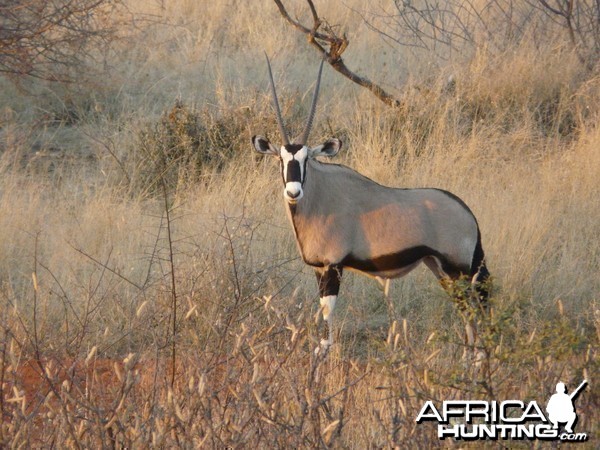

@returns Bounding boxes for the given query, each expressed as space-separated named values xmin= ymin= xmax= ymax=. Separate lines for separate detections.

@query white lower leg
xmin=319 ymin=295 xmax=337 ymax=349
xmin=465 ymin=320 xmax=476 ymax=347
xmin=464 ymin=318 xmax=486 ymax=365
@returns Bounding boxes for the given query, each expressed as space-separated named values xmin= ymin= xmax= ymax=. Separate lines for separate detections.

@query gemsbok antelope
xmin=252 ymin=57 xmax=490 ymax=352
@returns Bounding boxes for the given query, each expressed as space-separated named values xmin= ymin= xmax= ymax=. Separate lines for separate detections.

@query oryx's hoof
xmin=314 ymin=338 xmax=332 ymax=356
xmin=461 ymin=347 xmax=486 ymax=369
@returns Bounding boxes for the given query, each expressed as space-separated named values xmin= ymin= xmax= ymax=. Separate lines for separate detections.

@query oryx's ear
xmin=309 ymin=138 xmax=342 ymax=158
xmin=252 ymin=135 xmax=279 ymax=156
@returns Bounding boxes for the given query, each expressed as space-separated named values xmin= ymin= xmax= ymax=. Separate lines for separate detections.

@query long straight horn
xmin=265 ymin=54 xmax=290 ymax=145
xmin=298 ymin=58 xmax=325 ymax=146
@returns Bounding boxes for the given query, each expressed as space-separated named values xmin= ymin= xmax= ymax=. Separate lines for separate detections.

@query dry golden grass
xmin=0 ymin=0 xmax=598 ymax=447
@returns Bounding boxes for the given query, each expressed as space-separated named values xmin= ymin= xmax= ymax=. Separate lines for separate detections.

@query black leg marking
xmin=315 ymin=265 xmax=343 ymax=297
xmin=314 ymin=266 xmax=343 ymax=352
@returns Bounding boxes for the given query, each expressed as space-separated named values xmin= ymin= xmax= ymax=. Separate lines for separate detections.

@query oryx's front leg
xmin=314 ymin=265 xmax=343 ymax=353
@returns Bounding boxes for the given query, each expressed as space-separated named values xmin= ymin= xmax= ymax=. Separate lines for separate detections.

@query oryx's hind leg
xmin=423 ymin=256 xmax=481 ymax=360
xmin=466 ymin=256 xmax=491 ymax=367
xmin=469 ymin=227 xmax=491 ymax=306
xmin=314 ymin=265 xmax=343 ymax=354
xmin=470 ymin=260 xmax=491 ymax=309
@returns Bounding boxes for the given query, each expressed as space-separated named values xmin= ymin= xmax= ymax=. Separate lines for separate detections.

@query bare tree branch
xmin=360 ymin=0 xmax=598 ymax=71
xmin=0 ymin=0 xmax=123 ymax=83
xmin=536 ymin=0 xmax=599 ymax=70
xmin=273 ymin=0 xmax=401 ymax=107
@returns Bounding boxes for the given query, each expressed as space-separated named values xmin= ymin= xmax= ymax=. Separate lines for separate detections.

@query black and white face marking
xmin=280 ymin=144 xmax=309 ymax=204
xmin=252 ymin=135 xmax=342 ymax=204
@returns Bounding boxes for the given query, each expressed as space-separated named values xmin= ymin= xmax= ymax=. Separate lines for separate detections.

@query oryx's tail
xmin=470 ymin=226 xmax=490 ymax=303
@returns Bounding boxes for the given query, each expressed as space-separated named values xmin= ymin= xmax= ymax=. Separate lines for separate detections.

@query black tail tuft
xmin=470 ymin=227 xmax=491 ymax=303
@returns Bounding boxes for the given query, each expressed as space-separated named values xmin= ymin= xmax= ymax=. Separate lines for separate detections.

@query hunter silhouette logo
xmin=416 ymin=379 xmax=589 ymax=442
xmin=546 ymin=380 xmax=587 ymax=434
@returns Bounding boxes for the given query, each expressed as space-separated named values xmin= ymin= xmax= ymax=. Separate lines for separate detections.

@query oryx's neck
xmin=284 ymin=160 xmax=370 ymax=266
xmin=285 ymin=159 xmax=347 ymax=222
xmin=287 ymin=159 xmax=381 ymax=217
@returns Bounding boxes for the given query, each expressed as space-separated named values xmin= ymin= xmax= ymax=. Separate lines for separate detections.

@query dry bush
xmin=133 ymin=100 xmax=235 ymax=195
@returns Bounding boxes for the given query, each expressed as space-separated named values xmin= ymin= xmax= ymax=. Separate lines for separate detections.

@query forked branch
xmin=273 ymin=0 xmax=401 ymax=107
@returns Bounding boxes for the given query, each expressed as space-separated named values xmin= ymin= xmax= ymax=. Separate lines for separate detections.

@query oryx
xmin=252 ymin=57 xmax=490 ymax=352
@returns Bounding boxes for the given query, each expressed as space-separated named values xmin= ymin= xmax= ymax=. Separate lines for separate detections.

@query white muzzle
xmin=284 ymin=182 xmax=303 ymax=203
